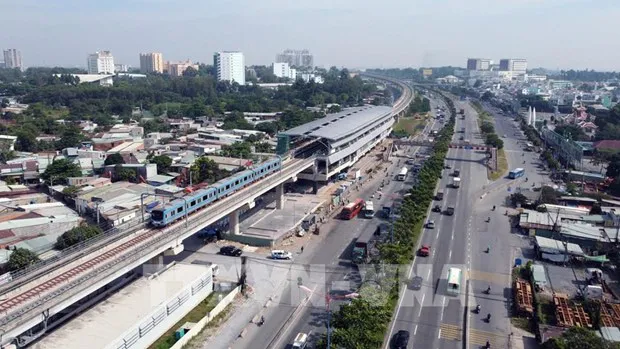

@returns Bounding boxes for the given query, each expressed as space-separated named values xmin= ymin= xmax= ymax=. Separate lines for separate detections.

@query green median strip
xmin=316 ymin=87 xmax=456 ymax=349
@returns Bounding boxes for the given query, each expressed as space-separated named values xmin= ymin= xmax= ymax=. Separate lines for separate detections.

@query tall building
xmin=466 ymin=58 xmax=492 ymax=71
xmin=275 ymin=49 xmax=313 ymax=69
xmin=139 ymin=52 xmax=164 ymax=73
xmin=213 ymin=51 xmax=245 ymax=85
xmin=3 ymin=49 xmax=22 ymax=69
xmin=87 ymin=51 xmax=115 ymax=74
xmin=499 ymin=59 xmax=528 ymax=74
xmin=272 ymin=62 xmax=297 ymax=80
xmin=167 ymin=60 xmax=198 ymax=77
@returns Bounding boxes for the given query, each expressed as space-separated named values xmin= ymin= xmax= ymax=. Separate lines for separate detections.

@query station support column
xmin=229 ymin=209 xmax=240 ymax=235
xmin=275 ymin=183 xmax=284 ymax=209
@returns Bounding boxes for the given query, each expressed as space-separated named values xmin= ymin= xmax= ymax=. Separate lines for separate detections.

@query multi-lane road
xmin=230 ymin=98 xmax=447 ymax=349
xmin=386 ymin=96 xmax=492 ymax=349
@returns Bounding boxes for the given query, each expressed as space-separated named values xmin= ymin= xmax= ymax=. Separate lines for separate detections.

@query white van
xmin=292 ymin=333 xmax=308 ymax=349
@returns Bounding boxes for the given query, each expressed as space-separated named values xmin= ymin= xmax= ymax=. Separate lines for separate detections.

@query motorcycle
xmin=486 ymin=217 xmax=491 ymax=223
xmin=486 ymin=340 xmax=491 ymax=348
xmin=258 ymin=316 xmax=265 ymax=326
xmin=486 ymin=313 xmax=491 ymax=322
xmin=485 ymin=286 xmax=491 ymax=294
xmin=475 ymin=305 xmax=481 ymax=314
xmin=486 ymin=246 xmax=490 ymax=253
xmin=492 ymin=205 xmax=496 ymax=211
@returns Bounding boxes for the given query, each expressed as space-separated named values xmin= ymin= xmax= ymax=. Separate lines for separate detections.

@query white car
xmin=271 ymin=250 xmax=293 ymax=260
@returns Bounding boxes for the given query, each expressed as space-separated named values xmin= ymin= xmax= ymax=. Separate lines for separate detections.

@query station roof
xmin=280 ymin=105 xmax=392 ymax=141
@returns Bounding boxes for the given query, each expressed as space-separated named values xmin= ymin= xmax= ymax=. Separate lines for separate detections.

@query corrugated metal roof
xmin=561 ymin=224 xmax=611 ymax=242
xmin=535 ymin=236 xmax=584 ymax=255
xmin=280 ymin=106 xmax=392 ymax=141
xmin=531 ymin=264 xmax=548 ymax=287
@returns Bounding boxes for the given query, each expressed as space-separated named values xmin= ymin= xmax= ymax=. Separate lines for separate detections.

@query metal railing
xmin=0 ymin=219 xmax=148 ymax=295
xmin=0 ymin=156 xmax=316 ymax=330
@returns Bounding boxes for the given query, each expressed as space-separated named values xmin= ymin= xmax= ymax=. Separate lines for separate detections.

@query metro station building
xmin=277 ymin=105 xmax=394 ymax=182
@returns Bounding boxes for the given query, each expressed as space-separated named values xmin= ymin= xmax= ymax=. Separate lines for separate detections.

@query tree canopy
xmin=55 ymin=225 xmax=104 ymax=250
xmin=41 ymin=158 xmax=82 ymax=184
xmin=7 ymin=248 xmax=40 ymax=271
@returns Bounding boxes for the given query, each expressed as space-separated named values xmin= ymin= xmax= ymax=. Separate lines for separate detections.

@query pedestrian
xmin=301 ymin=246 xmax=304 ymax=253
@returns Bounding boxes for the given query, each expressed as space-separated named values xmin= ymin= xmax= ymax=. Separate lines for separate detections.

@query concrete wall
xmin=170 ymin=286 xmax=240 ymax=349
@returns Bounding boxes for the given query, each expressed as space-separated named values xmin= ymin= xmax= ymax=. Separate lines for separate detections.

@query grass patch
xmin=182 ymin=306 xmax=233 ymax=349
xmin=538 ymin=298 xmax=557 ymax=325
xmin=394 ymin=117 xmax=427 ymax=136
xmin=489 ymin=148 xmax=509 ymax=180
xmin=511 ymin=317 xmax=532 ymax=332
xmin=149 ymin=292 xmax=224 ymax=349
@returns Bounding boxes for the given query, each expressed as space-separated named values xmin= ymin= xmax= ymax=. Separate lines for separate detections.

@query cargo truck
xmin=452 ymin=177 xmax=461 ymax=188
xmin=352 ymin=228 xmax=376 ymax=264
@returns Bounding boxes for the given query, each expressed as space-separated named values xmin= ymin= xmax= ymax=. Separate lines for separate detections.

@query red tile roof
xmin=595 ymin=140 xmax=620 ymax=150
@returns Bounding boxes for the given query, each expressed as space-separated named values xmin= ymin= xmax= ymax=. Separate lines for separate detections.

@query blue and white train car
xmin=150 ymin=157 xmax=282 ymax=227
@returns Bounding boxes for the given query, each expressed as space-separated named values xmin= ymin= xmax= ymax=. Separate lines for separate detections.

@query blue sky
xmin=2 ymin=0 xmax=619 ymax=70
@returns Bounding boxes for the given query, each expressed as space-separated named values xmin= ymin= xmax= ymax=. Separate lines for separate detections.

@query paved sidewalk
xmin=509 ymin=326 xmax=538 ymax=349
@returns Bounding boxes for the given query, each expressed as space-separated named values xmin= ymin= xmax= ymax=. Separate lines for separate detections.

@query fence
xmin=170 ymin=286 xmax=241 ymax=349
xmin=109 ymin=269 xmax=214 ymax=349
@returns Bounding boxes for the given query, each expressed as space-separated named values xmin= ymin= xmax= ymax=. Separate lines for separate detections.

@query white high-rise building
xmin=499 ymin=59 xmax=528 ymax=74
xmin=273 ymin=62 xmax=289 ymax=78
xmin=272 ymin=62 xmax=297 ymax=80
xmin=213 ymin=51 xmax=245 ymax=85
xmin=3 ymin=49 xmax=23 ymax=70
xmin=87 ymin=51 xmax=115 ymax=74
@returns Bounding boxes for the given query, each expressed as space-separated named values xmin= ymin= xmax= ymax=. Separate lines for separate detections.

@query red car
xmin=418 ymin=245 xmax=431 ymax=257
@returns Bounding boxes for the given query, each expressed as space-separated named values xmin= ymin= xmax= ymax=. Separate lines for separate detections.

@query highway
xmin=232 ymin=94 xmax=443 ymax=349
xmin=384 ymin=94 xmax=492 ymax=349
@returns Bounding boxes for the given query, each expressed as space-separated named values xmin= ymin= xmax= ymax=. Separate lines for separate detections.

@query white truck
xmin=452 ymin=177 xmax=461 ymax=188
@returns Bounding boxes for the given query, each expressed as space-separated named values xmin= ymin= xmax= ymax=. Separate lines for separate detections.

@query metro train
xmin=150 ymin=157 xmax=282 ymax=227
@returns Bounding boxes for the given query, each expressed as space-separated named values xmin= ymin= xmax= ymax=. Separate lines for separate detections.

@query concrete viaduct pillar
xmin=229 ymin=209 xmax=240 ymax=235
xmin=275 ymin=183 xmax=284 ymax=210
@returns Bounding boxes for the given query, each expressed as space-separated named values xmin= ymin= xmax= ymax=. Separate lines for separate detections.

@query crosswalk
xmin=438 ymin=323 xmax=510 ymax=347
xmin=469 ymin=269 xmax=511 ymax=285
xmin=439 ymin=323 xmax=462 ymax=342
xmin=469 ymin=328 xmax=510 ymax=347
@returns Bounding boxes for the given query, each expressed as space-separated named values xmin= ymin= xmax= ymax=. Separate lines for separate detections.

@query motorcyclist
xmin=486 ymin=246 xmax=490 ymax=253
xmin=487 ymin=216 xmax=491 ymax=222
xmin=486 ymin=340 xmax=491 ymax=348
xmin=487 ymin=313 xmax=491 ymax=321
xmin=260 ymin=315 xmax=265 ymax=325
xmin=486 ymin=286 xmax=491 ymax=293
xmin=492 ymin=205 xmax=496 ymax=211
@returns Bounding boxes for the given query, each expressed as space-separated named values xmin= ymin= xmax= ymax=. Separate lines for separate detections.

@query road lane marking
xmin=414 ymin=325 xmax=418 ymax=336
xmin=469 ymin=269 xmax=510 ymax=285
xmin=439 ymin=323 xmax=463 ymax=342
xmin=469 ymin=328 xmax=509 ymax=347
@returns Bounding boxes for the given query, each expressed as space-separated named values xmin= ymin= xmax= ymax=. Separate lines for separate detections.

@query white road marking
xmin=438 ymin=329 xmax=442 ymax=339
xmin=414 ymin=325 xmax=418 ymax=336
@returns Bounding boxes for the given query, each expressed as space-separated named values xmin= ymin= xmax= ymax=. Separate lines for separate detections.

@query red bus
xmin=341 ymin=198 xmax=365 ymax=220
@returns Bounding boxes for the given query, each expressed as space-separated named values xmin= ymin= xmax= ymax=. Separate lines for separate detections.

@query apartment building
xmin=214 ymin=51 xmax=245 ymax=85
xmin=139 ymin=52 xmax=164 ymax=73
xmin=87 ymin=51 xmax=115 ymax=74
